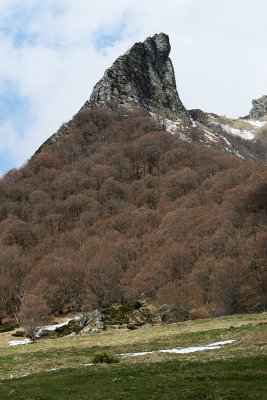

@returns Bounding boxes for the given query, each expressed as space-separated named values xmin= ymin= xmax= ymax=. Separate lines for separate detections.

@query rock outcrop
xmin=83 ymin=33 xmax=190 ymax=122
xmin=80 ymin=310 xmax=105 ymax=334
xmin=249 ymin=95 xmax=267 ymax=118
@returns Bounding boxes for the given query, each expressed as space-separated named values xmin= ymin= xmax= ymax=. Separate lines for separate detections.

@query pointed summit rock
xmin=83 ymin=33 xmax=190 ymax=122
xmin=249 ymin=95 xmax=267 ymax=118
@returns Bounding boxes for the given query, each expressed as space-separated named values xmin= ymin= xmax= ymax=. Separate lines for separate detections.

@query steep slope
xmin=1 ymin=109 xmax=267 ymax=323
xmin=188 ymin=107 xmax=267 ymax=162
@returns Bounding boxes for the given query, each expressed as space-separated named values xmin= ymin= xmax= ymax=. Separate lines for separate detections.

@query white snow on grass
xmin=204 ymin=130 xmax=218 ymax=143
xmin=8 ymin=339 xmax=32 ymax=346
xmin=150 ymin=112 xmax=185 ymax=137
xmin=8 ymin=316 xmax=81 ymax=345
xmin=36 ymin=316 xmax=80 ymax=337
xmin=121 ymin=340 xmax=235 ymax=357
xmin=244 ymin=119 xmax=267 ymax=129
xmin=219 ymin=124 xmax=254 ymax=140
xmin=36 ymin=319 xmax=72 ymax=337
xmin=222 ymin=136 xmax=232 ymax=147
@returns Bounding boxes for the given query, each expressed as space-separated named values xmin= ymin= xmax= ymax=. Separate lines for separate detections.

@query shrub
xmin=126 ymin=324 xmax=138 ymax=330
xmin=132 ymin=300 xmax=142 ymax=310
xmin=119 ymin=302 xmax=133 ymax=313
xmin=92 ymin=351 xmax=119 ymax=364
xmin=55 ymin=321 xmax=82 ymax=336
xmin=12 ymin=330 xmax=25 ymax=337
xmin=0 ymin=323 xmax=19 ymax=333
xmin=253 ymin=297 xmax=267 ymax=313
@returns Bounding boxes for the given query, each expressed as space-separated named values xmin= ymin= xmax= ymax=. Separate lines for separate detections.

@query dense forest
xmin=0 ymin=108 xmax=266 ymax=324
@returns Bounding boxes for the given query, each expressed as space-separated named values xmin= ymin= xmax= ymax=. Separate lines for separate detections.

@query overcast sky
xmin=0 ymin=0 xmax=267 ymax=176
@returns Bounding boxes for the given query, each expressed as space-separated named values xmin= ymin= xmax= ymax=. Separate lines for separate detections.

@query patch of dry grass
xmin=0 ymin=313 xmax=266 ymax=379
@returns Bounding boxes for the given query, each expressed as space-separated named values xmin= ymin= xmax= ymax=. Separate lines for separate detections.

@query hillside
xmin=0 ymin=32 xmax=267 ymax=326
xmin=0 ymin=107 xmax=267 ymax=324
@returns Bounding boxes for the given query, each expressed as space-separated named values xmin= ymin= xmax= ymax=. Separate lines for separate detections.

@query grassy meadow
xmin=0 ymin=313 xmax=266 ymax=399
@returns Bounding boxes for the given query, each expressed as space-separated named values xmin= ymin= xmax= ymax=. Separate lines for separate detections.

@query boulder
xmin=80 ymin=310 xmax=105 ymax=334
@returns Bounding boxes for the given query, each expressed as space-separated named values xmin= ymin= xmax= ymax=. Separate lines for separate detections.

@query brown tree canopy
xmin=0 ymin=108 xmax=266 ymax=321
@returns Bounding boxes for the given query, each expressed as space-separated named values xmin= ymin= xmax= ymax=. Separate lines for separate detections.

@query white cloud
xmin=0 ymin=0 xmax=267 ymax=175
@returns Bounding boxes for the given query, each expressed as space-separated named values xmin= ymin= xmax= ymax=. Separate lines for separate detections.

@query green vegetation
xmin=0 ymin=323 xmax=18 ymax=333
xmin=92 ymin=351 xmax=119 ymax=364
xmin=54 ymin=320 xmax=83 ymax=336
xmin=102 ymin=302 xmax=153 ymax=328
xmin=0 ymin=313 xmax=266 ymax=399
xmin=11 ymin=331 xmax=25 ymax=337
xmin=0 ymin=356 xmax=266 ymax=399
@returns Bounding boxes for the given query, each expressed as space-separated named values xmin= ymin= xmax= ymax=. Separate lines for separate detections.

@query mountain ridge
xmin=39 ymin=33 xmax=267 ymax=163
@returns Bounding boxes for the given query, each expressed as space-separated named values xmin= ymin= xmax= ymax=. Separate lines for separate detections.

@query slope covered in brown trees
xmin=0 ymin=108 xmax=266 ymax=324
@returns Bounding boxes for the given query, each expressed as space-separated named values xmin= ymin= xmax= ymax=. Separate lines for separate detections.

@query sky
xmin=0 ymin=0 xmax=267 ymax=176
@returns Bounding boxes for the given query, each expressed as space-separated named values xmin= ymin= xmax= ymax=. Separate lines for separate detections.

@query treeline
xmin=0 ymin=108 xmax=266 ymax=323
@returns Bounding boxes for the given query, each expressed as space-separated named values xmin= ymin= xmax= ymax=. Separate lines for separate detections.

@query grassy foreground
xmin=0 ymin=313 xmax=266 ymax=399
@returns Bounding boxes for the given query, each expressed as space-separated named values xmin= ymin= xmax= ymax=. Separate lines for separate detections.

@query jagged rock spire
xmin=83 ymin=33 xmax=190 ymax=122
xmin=249 ymin=95 xmax=267 ymax=118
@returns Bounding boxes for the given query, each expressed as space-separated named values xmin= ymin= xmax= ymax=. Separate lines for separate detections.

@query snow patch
xmin=8 ymin=339 xmax=32 ymax=346
xmin=36 ymin=316 xmax=80 ymax=337
xmin=150 ymin=112 xmax=186 ymax=138
xmin=121 ymin=340 xmax=235 ymax=357
xmin=204 ymin=130 xmax=217 ymax=143
xmin=222 ymin=136 xmax=232 ymax=147
xmin=244 ymin=119 xmax=267 ymax=129
xmin=218 ymin=123 xmax=254 ymax=140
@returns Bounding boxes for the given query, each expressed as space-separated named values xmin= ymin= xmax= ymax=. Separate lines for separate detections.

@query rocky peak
xmin=249 ymin=95 xmax=267 ymax=118
xmin=84 ymin=33 xmax=190 ymax=122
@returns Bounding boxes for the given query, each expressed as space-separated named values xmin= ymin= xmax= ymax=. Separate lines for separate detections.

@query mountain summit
xmin=40 ymin=33 xmax=266 ymax=163
xmin=83 ymin=33 xmax=190 ymax=122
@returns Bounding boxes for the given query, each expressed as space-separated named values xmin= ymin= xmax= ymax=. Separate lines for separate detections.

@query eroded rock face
xmin=249 ymin=95 xmax=267 ymax=118
xmin=84 ymin=33 xmax=190 ymax=122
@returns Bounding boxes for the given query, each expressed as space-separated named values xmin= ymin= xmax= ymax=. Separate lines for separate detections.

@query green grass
xmin=0 ymin=356 xmax=266 ymax=399
xmin=0 ymin=313 xmax=266 ymax=399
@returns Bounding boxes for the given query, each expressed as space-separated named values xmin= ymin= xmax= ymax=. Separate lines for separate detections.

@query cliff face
xmin=84 ymin=33 xmax=190 ymax=122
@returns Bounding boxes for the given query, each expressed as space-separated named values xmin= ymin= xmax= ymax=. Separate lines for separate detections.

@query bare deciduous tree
xmin=19 ymin=294 xmax=50 ymax=340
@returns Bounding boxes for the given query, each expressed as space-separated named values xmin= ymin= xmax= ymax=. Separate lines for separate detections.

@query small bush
xmin=12 ymin=330 xmax=25 ymax=337
xmin=132 ymin=300 xmax=142 ymax=310
xmin=119 ymin=302 xmax=133 ymax=313
xmin=92 ymin=352 xmax=119 ymax=364
xmin=102 ymin=307 xmax=130 ymax=325
xmin=126 ymin=324 xmax=137 ymax=330
xmin=253 ymin=298 xmax=267 ymax=313
xmin=55 ymin=321 xmax=82 ymax=336
xmin=0 ymin=323 xmax=19 ymax=333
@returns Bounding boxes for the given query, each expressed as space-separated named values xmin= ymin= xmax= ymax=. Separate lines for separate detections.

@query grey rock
xmin=66 ymin=332 xmax=76 ymax=337
xmin=81 ymin=325 xmax=91 ymax=334
xmin=140 ymin=323 xmax=153 ymax=329
xmin=80 ymin=309 xmax=105 ymax=334
xmin=249 ymin=95 xmax=267 ymax=118
xmin=189 ymin=109 xmax=209 ymax=125
xmin=84 ymin=33 xmax=190 ymax=122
